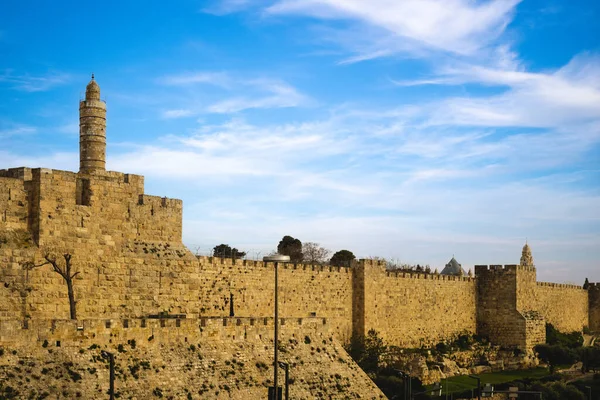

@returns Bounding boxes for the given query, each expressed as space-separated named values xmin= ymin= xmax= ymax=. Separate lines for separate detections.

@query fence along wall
xmin=357 ymin=260 xmax=477 ymax=348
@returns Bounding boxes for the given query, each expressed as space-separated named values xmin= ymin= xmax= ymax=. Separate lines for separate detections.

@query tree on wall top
xmin=302 ymin=242 xmax=331 ymax=265
xmin=277 ymin=235 xmax=303 ymax=263
xmin=583 ymin=278 xmax=590 ymax=289
xmin=330 ymin=250 xmax=355 ymax=267
xmin=213 ymin=244 xmax=246 ymax=260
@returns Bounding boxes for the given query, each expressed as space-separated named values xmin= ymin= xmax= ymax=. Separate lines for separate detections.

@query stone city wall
xmin=476 ymin=265 xmax=532 ymax=350
xmin=535 ymin=282 xmax=589 ymax=332
xmin=0 ymin=176 xmax=29 ymax=232
xmin=357 ymin=260 xmax=478 ymax=348
xmin=589 ymin=283 xmax=600 ymax=333
xmin=0 ymin=317 xmax=386 ymax=399
xmin=195 ymin=256 xmax=355 ymax=343
xmin=0 ymin=316 xmax=330 ymax=348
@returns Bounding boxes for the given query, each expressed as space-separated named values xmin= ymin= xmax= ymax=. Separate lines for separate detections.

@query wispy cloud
xmin=158 ymin=72 xmax=310 ymax=117
xmin=158 ymin=71 xmax=232 ymax=88
xmin=265 ymin=0 xmax=521 ymax=62
xmin=0 ymin=70 xmax=71 ymax=92
xmin=0 ymin=125 xmax=36 ymax=139
xmin=414 ymin=53 xmax=600 ymax=130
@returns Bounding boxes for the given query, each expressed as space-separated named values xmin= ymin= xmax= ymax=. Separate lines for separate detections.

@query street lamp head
xmin=100 ymin=350 xmax=113 ymax=359
xmin=263 ymin=254 xmax=291 ymax=263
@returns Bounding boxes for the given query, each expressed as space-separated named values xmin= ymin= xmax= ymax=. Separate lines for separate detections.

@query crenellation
xmin=1 ymin=77 xmax=597 ymax=368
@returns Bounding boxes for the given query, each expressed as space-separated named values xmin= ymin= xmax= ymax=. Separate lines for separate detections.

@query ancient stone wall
xmin=476 ymin=265 xmax=529 ymax=349
xmin=0 ymin=176 xmax=29 ymax=232
xmin=0 ymin=317 xmax=385 ymax=399
xmin=358 ymin=260 xmax=477 ymax=348
xmin=196 ymin=257 xmax=355 ymax=343
xmin=0 ymin=164 xmax=596 ymax=353
xmin=535 ymin=282 xmax=588 ymax=332
xmin=589 ymin=283 xmax=600 ymax=333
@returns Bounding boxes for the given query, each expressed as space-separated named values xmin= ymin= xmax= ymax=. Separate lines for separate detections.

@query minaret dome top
xmin=85 ymin=74 xmax=100 ymax=101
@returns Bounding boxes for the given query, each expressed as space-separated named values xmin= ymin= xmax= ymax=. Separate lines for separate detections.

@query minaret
xmin=79 ymin=74 xmax=106 ymax=174
xmin=520 ymin=242 xmax=534 ymax=267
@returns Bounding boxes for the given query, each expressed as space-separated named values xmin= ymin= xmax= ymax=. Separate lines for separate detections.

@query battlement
xmin=475 ymin=264 xmax=536 ymax=274
xmin=360 ymin=259 xmax=385 ymax=268
xmin=196 ymin=256 xmax=353 ymax=273
xmin=0 ymin=167 xmax=33 ymax=181
xmin=385 ymin=270 xmax=474 ymax=282
xmin=537 ymin=281 xmax=584 ymax=290
xmin=0 ymin=317 xmax=329 ymax=346
xmin=587 ymin=283 xmax=600 ymax=290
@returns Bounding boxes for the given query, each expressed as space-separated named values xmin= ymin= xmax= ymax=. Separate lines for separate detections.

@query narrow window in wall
xmin=76 ymin=178 xmax=92 ymax=206
xmin=8 ymin=188 xmax=11 ymax=200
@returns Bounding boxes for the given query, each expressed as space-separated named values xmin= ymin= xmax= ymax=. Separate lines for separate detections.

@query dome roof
xmin=85 ymin=74 xmax=100 ymax=100
xmin=441 ymin=257 xmax=466 ymax=276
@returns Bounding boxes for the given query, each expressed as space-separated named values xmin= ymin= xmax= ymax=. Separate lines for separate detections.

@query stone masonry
xmin=0 ymin=77 xmax=598 ymax=360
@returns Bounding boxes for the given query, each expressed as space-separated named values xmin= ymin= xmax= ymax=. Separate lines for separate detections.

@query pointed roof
xmin=441 ymin=256 xmax=466 ymax=276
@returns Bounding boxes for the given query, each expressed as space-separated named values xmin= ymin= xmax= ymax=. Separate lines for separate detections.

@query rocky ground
xmin=383 ymin=343 xmax=538 ymax=384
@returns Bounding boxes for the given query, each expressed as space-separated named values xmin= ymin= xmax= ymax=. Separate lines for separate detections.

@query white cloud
xmin=0 ymin=125 xmax=36 ymax=139
xmin=423 ymin=54 xmax=600 ymax=129
xmin=266 ymin=0 xmax=521 ymax=61
xmin=158 ymin=72 xmax=310 ymax=116
xmin=0 ymin=70 xmax=71 ymax=92
xmin=159 ymin=71 xmax=232 ymax=88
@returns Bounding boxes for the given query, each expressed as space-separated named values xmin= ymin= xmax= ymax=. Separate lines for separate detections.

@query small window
xmin=76 ymin=178 xmax=92 ymax=206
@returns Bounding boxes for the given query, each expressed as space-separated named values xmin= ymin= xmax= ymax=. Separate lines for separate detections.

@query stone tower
xmin=79 ymin=75 xmax=107 ymax=174
xmin=520 ymin=242 xmax=534 ymax=267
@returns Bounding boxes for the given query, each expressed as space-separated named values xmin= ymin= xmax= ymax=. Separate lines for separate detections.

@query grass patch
xmin=427 ymin=368 xmax=550 ymax=394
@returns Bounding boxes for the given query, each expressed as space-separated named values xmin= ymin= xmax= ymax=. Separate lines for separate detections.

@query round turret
xmin=79 ymin=75 xmax=107 ymax=174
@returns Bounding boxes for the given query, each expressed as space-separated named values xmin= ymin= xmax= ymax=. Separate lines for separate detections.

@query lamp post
xmin=100 ymin=350 xmax=115 ymax=400
xmin=264 ymin=254 xmax=290 ymax=400
xmin=278 ymin=361 xmax=290 ymax=400
xmin=585 ymin=386 xmax=592 ymax=400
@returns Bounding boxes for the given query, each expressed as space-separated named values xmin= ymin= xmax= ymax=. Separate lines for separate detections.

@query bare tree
xmin=302 ymin=242 xmax=331 ymax=264
xmin=43 ymin=252 xmax=80 ymax=320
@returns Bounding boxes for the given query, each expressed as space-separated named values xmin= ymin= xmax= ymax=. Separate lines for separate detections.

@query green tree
xmin=212 ymin=244 xmax=246 ymax=260
xmin=277 ymin=236 xmax=303 ymax=263
xmin=345 ymin=329 xmax=387 ymax=375
xmin=546 ymin=323 xmax=583 ymax=348
xmin=535 ymin=344 xmax=579 ymax=373
xmin=330 ymin=250 xmax=355 ymax=267
xmin=584 ymin=278 xmax=590 ymax=289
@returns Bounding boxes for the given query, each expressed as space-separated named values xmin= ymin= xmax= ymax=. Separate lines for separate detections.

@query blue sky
xmin=1 ymin=0 xmax=599 ymax=283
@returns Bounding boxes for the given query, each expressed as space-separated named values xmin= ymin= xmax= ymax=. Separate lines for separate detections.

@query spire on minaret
xmin=79 ymin=75 xmax=107 ymax=174
xmin=520 ymin=242 xmax=534 ymax=267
